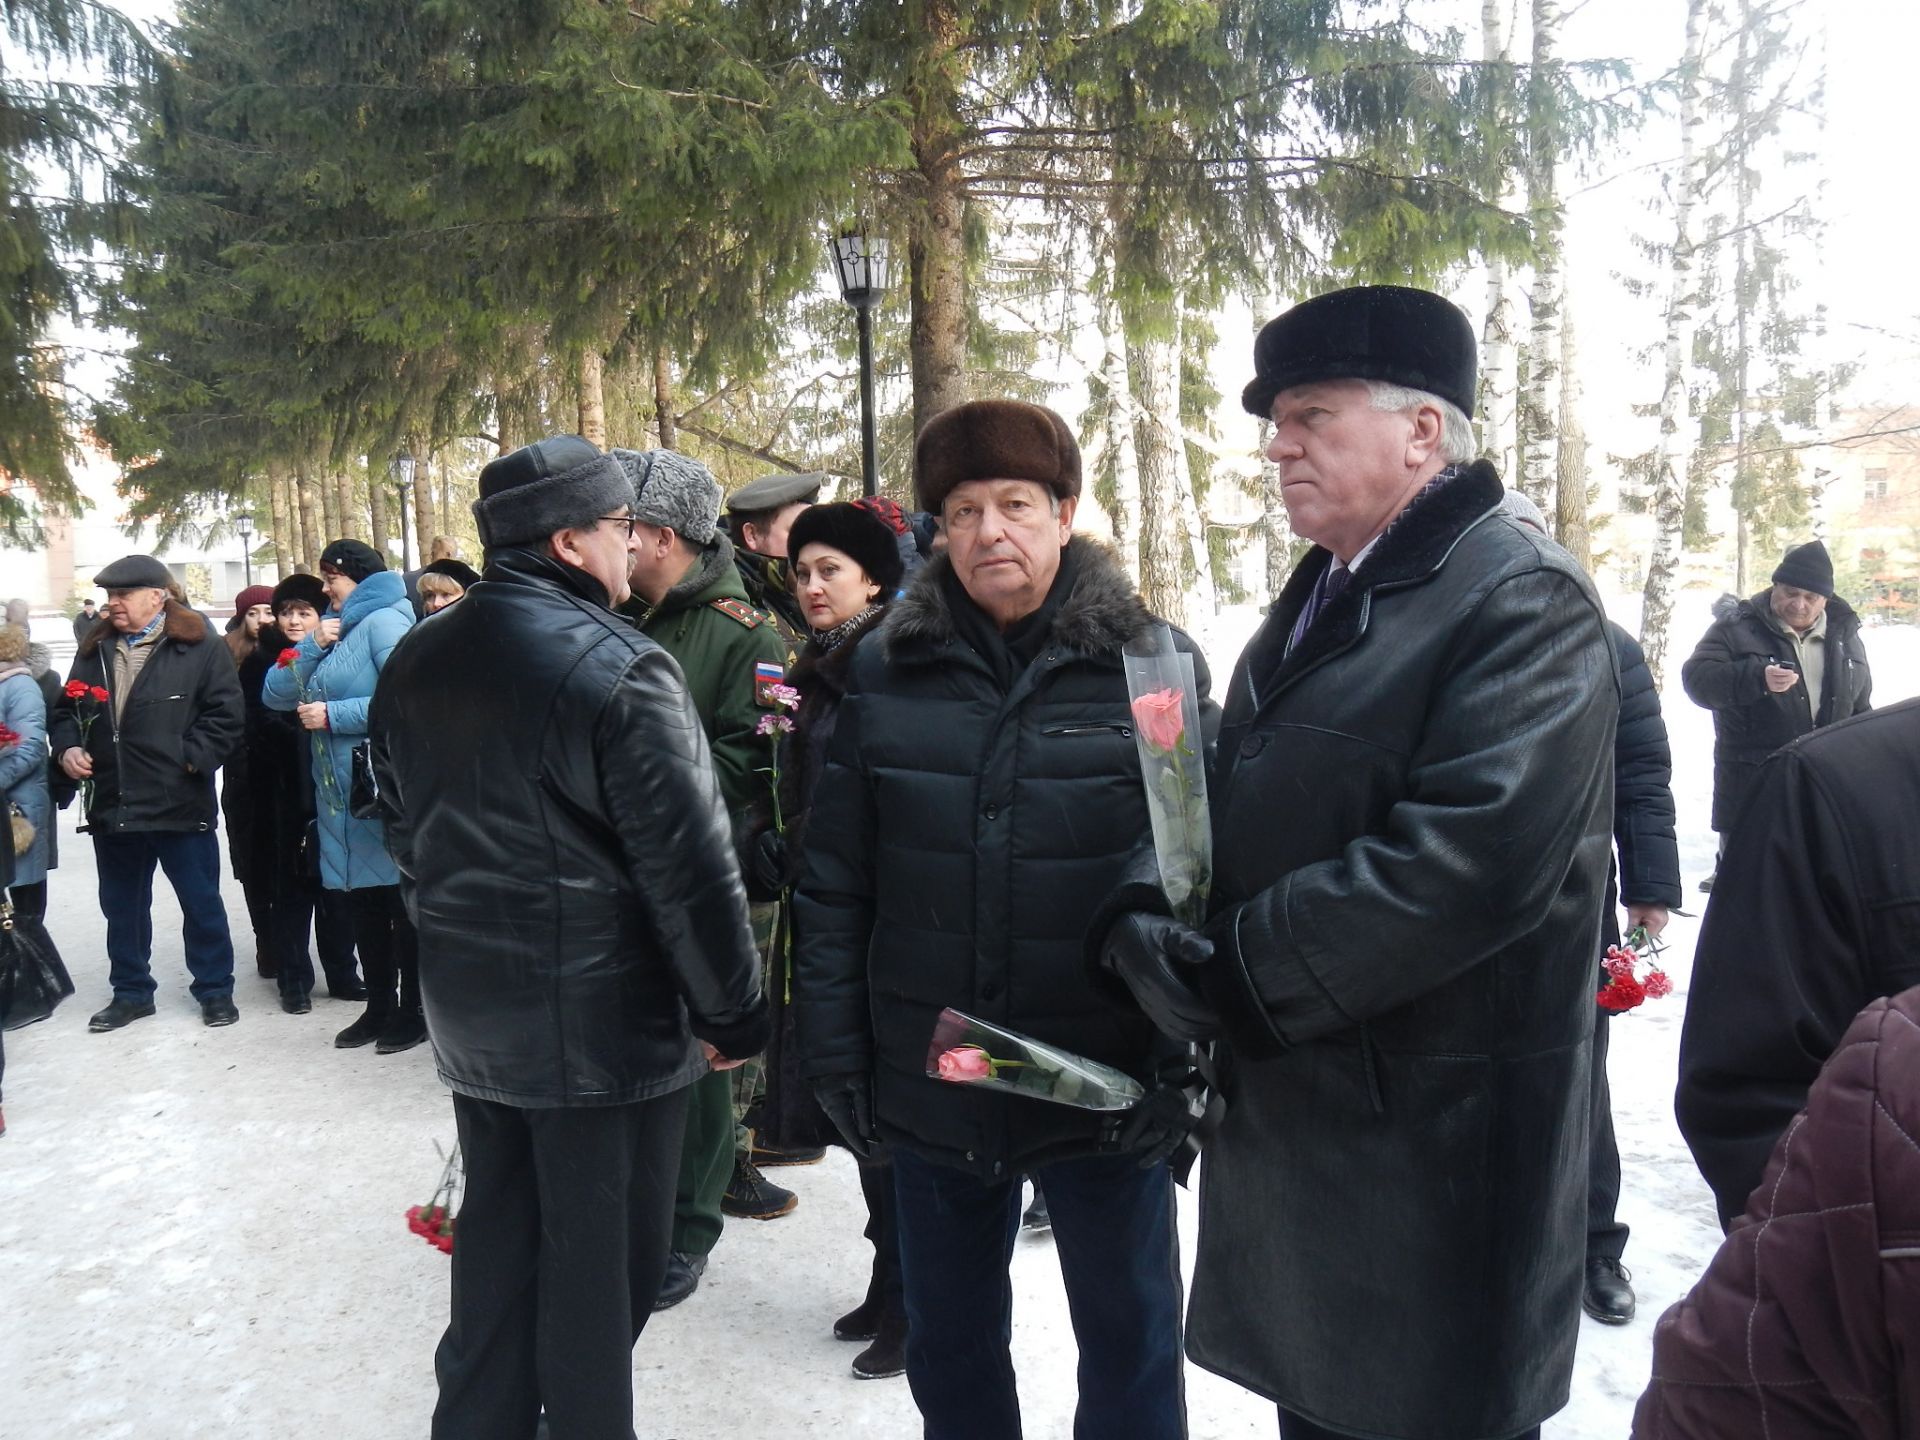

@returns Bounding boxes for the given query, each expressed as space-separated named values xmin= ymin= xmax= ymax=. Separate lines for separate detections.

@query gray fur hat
xmin=473 ymin=435 xmax=635 ymax=549
xmin=617 ymin=448 xmax=723 ymax=547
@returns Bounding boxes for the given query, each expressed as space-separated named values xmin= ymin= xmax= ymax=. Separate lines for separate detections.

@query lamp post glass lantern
xmin=391 ymin=453 xmax=417 ymax=570
xmin=234 ymin=510 xmax=255 ymax=589
xmin=832 ymin=229 xmax=891 ymax=497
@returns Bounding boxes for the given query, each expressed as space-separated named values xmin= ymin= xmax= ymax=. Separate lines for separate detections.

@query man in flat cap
xmin=613 ymin=448 xmax=798 ymax=1306
xmin=1095 ymin=285 xmax=1619 ymax=1440
xmin=725 ymin=470 xmax=821 ymax=646
xmin=369 ymin=435 xmax=767 ymax=1438
xmin=1681 ymin=538 xmax=1871 ymax=892
xmin=52 ymin=554 xmax=246 ymax=1031
xmin=795 ymin=398 xmax=1212 ymax=1437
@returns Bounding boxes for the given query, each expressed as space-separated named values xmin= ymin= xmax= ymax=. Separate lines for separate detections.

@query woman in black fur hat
xmin=740 ymin=501 xmax=908 ymax=1380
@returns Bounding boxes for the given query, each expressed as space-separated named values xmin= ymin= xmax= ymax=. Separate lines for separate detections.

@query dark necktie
xmin=1286 ymin=562 xmax=1352 ymax=657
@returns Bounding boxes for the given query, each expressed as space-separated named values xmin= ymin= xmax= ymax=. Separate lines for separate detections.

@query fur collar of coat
xmin=882 ymin=535 xmax=1151 ymax=662
xmin=77 ymin=600 xmax=212 ymax=658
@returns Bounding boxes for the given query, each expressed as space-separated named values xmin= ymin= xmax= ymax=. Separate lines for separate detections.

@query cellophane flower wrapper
xmin=1122 ymin=625 xmax=1213 ymax=928
xmin=925 ymin=1008 xmax=1145 ymax=1112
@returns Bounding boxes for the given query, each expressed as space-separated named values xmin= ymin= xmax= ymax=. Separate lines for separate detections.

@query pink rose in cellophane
xmin=936 ymin=1046 xmax=993 ymax=1082
xmin=1130 ymin=688 xmax=1186 ymax=753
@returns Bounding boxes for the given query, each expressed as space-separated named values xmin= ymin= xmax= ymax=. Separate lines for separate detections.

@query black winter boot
xmin=851 ymin=1307 xmax=908 ymax=1380
xmin=833 ymin=1277 xmax=883 ymax=1342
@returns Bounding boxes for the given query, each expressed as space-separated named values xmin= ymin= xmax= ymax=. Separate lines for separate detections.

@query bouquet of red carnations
xmin=1596 ymin=926 xmax=1674 ymax=1013
xmin=405 ymin=1142 xmax=462 ymax=1255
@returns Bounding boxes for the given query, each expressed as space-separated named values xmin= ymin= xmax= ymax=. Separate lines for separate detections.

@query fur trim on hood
xmin=1712 ymin=589 xmax=1860 ymax=629
xmin=883 ymin=534 xmax=1153 ymax=660
xmin=77 ymin=599 xmax=214 ymax=658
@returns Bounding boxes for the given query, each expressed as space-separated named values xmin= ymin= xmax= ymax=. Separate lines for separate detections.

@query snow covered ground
xmin=3 ymin=607 xmax=1914 ymax=1440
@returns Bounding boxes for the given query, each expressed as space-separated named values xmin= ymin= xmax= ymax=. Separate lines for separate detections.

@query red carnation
xmin=89 ymin=685 xmax=109 ymax=704
xmin=65 ymin=679 xmax=90 ymax=698
xmin=1601 ymin=948 xmax=1636 ymax=980
xmin=1642 ymin=969 xmax=1674 ymax=999
xmin=1597 ymin=975 xmax=1646 ymax=1012
xmin=275 ymin=648 xmax=299 ymax=669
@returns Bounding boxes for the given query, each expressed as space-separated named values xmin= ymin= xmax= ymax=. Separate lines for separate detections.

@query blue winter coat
xmin=262 ymin=571 xmax=413 ymax=890
xmin=0 ymin=670 xmax=51 ymax=887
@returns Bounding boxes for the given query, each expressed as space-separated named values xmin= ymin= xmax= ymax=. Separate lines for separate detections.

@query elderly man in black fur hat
xmin=1095 ymin=286 xmax=1620 ymax=1440
xmin=794 ymin=398 xmax=1214 ymax=1438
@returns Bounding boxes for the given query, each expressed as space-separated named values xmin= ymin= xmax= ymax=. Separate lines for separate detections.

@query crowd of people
xmin=0 ymin=281 xmax=1911 ymax=1440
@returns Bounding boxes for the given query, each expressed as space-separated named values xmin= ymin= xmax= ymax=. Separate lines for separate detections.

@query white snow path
xmin=3 ymin=613 xmax=1913 ymax=1440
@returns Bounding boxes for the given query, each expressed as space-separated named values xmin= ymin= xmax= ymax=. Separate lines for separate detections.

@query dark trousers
xmin=433 ymin=1087 xmax=690 ymax=1440
xmin=892 ymin=1146 xmax=1185 ymax=1440
xmin=272 ymin=885 xmax=359 ymax=998
xmin=93 ymin=830 xmax=235 ymax=1003
xmin=239 ymin=871 xmax=273 ymax=958
xmin=669 ymin=1068 xmax=735 ymax=1255
xmin=9 ymin=881 xmax=46 ymax=921
xmin=859 ymin=1158 xmax=905 ymax=1311
xmin=1279 ymin=1413 xmax=1538 ymax=1440
xmin=1588 ymin=1008 xmax=1629 ymax=1261
xmin=344 ymin=884 xmax=418 ymax=1020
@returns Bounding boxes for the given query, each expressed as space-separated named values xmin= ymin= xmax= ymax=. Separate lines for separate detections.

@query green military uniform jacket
xmin=626 ymin=536 xmax=789 ymax=822
xmin=733 ymin=545 xmax=808 ymax=664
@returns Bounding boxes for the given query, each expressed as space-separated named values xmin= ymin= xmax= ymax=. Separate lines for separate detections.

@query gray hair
xmin=1365 ymin=382 xmax=1475 ymax=465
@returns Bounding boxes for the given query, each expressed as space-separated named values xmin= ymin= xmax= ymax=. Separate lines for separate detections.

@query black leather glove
xmin=1100 ymin=911 xmax=1220 ymax=1041
xmin=1110 ymin=1077 xmax=1206 ymax=1170
xmin=747 ymin=828 xmax=789 ymax=900
xmin=812 ymin=1071 xmax=882 ymax=1162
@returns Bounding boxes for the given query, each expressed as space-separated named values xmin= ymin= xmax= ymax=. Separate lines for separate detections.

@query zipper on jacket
xmin=1040 ymin=721 xmax=1134 ymax=739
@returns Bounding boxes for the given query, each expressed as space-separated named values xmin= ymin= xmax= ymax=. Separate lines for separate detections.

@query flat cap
xmin=93 ymin=554 xmax=173 ymax=590
xmin=1243 ymin=285 xmax=1478 ymax=421
xmin=727 ymin=471 xmax=824 ymax=515
xmin=914 ymin=400 xmax=1082 ymax=515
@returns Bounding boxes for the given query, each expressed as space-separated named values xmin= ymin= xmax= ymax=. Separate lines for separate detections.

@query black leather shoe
xmin=280 ymin=990 xmax=313 ymax=1015
xmin=1698 ymin=873 xmax=1715 ymax=893
xmin=653 ymin=1251 xmax=707 ymax=1311
xmin=850 ymin=1308 xmax=908 ymax=1380
xmin=201 ymin=996 xmax=240 ymax=1027
xmin=89 ymin=998 xmax=157 ymax=1032
xmin=1583 ymin=1256 xmax=1636 ymax=1324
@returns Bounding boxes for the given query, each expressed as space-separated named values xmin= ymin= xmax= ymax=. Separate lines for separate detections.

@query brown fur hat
xmin=913 ymin=400 xmax=1082 ymax=515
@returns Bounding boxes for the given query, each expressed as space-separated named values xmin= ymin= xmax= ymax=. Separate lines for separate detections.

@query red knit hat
xmin=233 ymin=585 xmax=275 ymax=614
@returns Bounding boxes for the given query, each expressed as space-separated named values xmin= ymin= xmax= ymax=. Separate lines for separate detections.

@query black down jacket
xmin=368 ymin=548 xmax=769 ymax=1108
xmin=1680 ymin=590 xmax=1871 ymax=831
xmin=1185 ymin=462 xmax=1618 ymax=1440
xmin=1676 ymin=697 xmax=1920 ymax=1228
xmin=50 ymin=602 xmax=244 ymax=834
xmin=1609 ymin=622 xmax=1682 ymax=921
xmin=794 ymin=537 xmax=1212 ymax=1180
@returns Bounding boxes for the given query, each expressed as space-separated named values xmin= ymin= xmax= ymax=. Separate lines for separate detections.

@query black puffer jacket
xmin=794 ymin=537 xmax=1211 ymax=1180
xmin=50 ymin=603 xmax=244 ymax=834
xmin=1681 ymin=591 xmax=1871 ymax=831
xmin=369 ymin=548 xmax=769 ymax=1108
xmin=1181 ymin=462 xmax=1618 ymax=1440
xmin=1677 ymin=697 xmax=1920 ymax=1228
xmin=1610 ymin=622 xmax=1682 ymax=919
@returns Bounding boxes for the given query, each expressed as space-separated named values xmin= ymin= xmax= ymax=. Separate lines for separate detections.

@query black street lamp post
xmin=830 ymin=229 xmax=892 ymax=498
xmin=235 ymin=510 xmax=255 ymax=589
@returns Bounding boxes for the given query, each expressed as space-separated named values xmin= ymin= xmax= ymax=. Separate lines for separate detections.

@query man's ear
xmin=1405 ymin=404 xmax=1444 ymax=466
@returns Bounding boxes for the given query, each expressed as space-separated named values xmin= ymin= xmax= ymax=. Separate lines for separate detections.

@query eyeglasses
xmin=597 ymin=514 xmax=639 ymax=537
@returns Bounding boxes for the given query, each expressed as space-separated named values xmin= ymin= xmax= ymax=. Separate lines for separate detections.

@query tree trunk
xmin=1519 ymin=0 xmax=1564 ymax=511
xmin=905 ymin=0 xmax=970 ymax=435
xmin=1259 ymin=422 xmax=1295 ymax=606
xmin=1555 ymin=293 xmax=1592 ymax=572
xmin=367 ymin=470 xmax=391 ymax=564
xmin=268 ymin=472 xmax=294 ymax=579
xmin=317 ymin=466 xmax=339 ymax=542
xmin=1731 ymin=0 xmax=1755 ymax=595
xmin=299 ymin=465 xmax=324 ymax=570
xmin=1096 ymin=287 xmax=1142 ymax=583
xmin=1129 ymin=316 xmax=1190 ymax=629
xmin=1477 ymin=0 xmax=1521 ymax=479
xmin=333 ymin=474 xmax=358 ymax=542
xmin=653 ymin=349 xmax=676 ymax=449
xmin=1638 ymin=0 xmax=1709 ymax=689
xmin=578 ymin=349 xmax=607 ymax=449
xmin=438 ymin=451 xmax=455 ymax=548
xmin=410 ymin=437 xmax=434 ymax=568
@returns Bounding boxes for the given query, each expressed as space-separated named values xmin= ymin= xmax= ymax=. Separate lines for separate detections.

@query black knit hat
xmin=421 ymin=558 xmax=482 ymax=590
xmin=1771 ymin=540 xmax=1834 ymax=599
xmin=914 ymin=399 xmax=1082 ymax=515
xmin=1242 ymin=285 xmax=1479 ymax=420
xmin=271 ymin=573 xmax=328 ymax=615
xmin=318 ymin=538 xmax=386 ymax=582
xmin=473 ymin=435 xmax=635 ymax=548
xmin=786 ymin=502 xmax=905 ymax=595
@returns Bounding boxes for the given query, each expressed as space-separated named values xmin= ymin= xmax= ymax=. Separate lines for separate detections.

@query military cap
xmin=726 ymin=472 xmax=824 ymax=515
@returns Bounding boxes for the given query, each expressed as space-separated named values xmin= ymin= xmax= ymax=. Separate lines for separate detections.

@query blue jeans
xmin=93 ymin=830 xmax=236 ymax=1003
xmin=892 ymin=1146 xmax=1186 ymax=1440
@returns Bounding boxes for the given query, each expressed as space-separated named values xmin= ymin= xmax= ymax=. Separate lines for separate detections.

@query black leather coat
xmin=1187 ymin=463 xmax=1618 ymax=1439
xmin=369 ymin=549 xmax=769 ymax=1108
xmin=1681 ymin=591 xmax=1872 ymax=831
xmin=50 ymin=603 xmax=244 ymax=834
xmin=1609 ymin=622 xmax=1682 ymax=920
xmin=794 ymin=538 xmax=1211 ymax=1180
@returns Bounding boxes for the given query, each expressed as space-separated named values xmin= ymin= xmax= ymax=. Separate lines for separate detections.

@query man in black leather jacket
xmin=370 ymin=435 xmax=768 ymax=1440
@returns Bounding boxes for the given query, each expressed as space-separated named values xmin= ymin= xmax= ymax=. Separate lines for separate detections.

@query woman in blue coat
xmin=0 ymin=624 xmax=52 ymax=914
xmin=264 ymin=540 xmax=422 ymax=1052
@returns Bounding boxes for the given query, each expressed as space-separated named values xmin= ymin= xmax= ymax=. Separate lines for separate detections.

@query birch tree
xmin=1477 ymin=0 xmax=1522 ymax=478
xmin=1518 ymin=0 xmax=1565 ymax=511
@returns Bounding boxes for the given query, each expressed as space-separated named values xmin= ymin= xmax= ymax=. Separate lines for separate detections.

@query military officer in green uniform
xmin=724 ymin=470 xmax=820 ymax=651
xmin=614 ymin=449 xmax=797 ymax=1311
